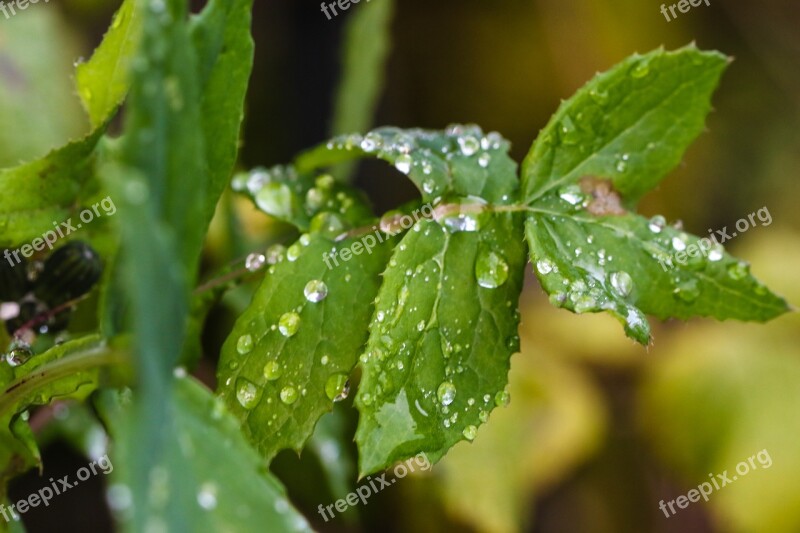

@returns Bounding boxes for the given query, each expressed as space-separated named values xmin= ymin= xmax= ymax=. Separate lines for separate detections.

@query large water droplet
xmin=5 ymin=342 xmax=32 ymax=367
xmin=280 ymin=386 xmax=298 ymax=405
xmin=325 ymin=373 xmax=350 ymax=402
xmin=589 ymin=89 xmax=609 ymax=105
xmin=236 ymin=379 xmax=262 ymax=409
xmin=478 ymin=153 xmax=492 ymax=168
xmin=475 ymin=251 xmax=509 ymax=289
xmin=708 ymin=244 xmax=724 ymax=262
xmin=610 ymin=271 xmax=633 ymax=297
xmin=263 ymin=361 xmax=282 ymax=381
xmin=245 ymin=253 xmax=266 ymax=272
xmin=304 ymin=280 xmax=329 ymax=303
xmin=462 ymin=425 xmax=478 ymax=441
xmin=197 ymin=482 xmax=218 ymax=510
xmin=278 ymin=312 xmax=301 ymax=337
xmin=673 ymin=278 xmax=701 ymax=303
xmin=437 ymin=382 xmax=456 ymax=406
xmin=536 ymin=258 xmax=554 ymax=275
xmin=236 ymin=334 xmax=254 ymax=355
xmin=648 ymin=215 xmax=666 ymax=234
xmin=727 ymin=261 xmax=749 ymax=280
xmin=631 ymin=59 xmax=651 ymax=78
xmin=495 ymin=390 xmax=510 ymax=407
xmin=558 ymin=184 xmax=586 ymax=208
xmin=395 ymin=154 xmax=413 ymax=174
xmin=266 ymin=244 xmax=286 ymax=265
xmin=458 ymin=136 xmax=480 ymax=156
xmin=255 ymin=183 xmax=296 ymax=219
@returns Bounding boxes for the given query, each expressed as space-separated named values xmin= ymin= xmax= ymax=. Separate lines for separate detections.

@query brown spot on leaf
xmin=579 ymin=176 xmax=627 ymax=216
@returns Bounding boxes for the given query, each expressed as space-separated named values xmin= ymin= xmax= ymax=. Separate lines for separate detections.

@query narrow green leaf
xmin=99 ymin=376 xmax=312 ymax=533
xmin=526 ymin=197 xmax=789 ymax=343
xmin=218 ymin=233 xmax=395 ymax=462
xmin=521 ymin=45 xmax=729 ymax=205
xmin=75 ymin=0 xmax=142 ymax=127
xmin=355 ymin=214 xmax=526 ymax=475
xmin=296 ymin=126 xmax=519 ymax=204
xmin=329 ymin=0 xmax=395 ymax=181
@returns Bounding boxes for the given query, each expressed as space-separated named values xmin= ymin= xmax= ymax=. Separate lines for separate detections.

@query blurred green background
xmin=1 ymin=0 xmax=798 ymax=532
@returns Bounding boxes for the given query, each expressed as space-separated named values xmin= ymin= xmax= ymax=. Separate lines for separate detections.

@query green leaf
xmin=75 ymin=0 xmax=142 ymax=127
xmin=521 ymin=45 xmax=729 ymax=205
xmin=0 ymin=128 xmax=105 ymax=248
xmin=526 ymin=199 xmax=789 ymax=344
xmin=218 ymin=233 xmax=395 ymax=462
xmin=355 ymin=214 xmax=526 ymax=475
xmin=296 ymin=126 xmax=519 ymax=205
xmin=0 ymin=9 xmax=88 ymax=166
xmin=329 ymin=0 xmax=395 ymax=181
xmin=99 ymin=375 xmax=312 ymax=533
xmin=520 ymin=47 xmax=788 ymax=343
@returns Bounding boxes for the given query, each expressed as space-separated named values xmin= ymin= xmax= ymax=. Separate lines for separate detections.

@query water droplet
xmin=236 ymin=379 xmax=261 ymax=409
xmin=286 ymin=243 xmax=302 ymax=262
xmin=245 ymin=253 xmax=266 ymax=272
xmin=278 ymin=312 xmax=301 ymax=337
xmin=708 ymin=244 xmax=724 ymax=262
xmin=236 ymin=334 xmax=254 ymax=355
xmin=673 ymin=278 xmax=701 ymax=303
xmin=478 ymin=153 xmax=492 ymax=168
xmin=631 ymin=60 xmax=650 ymax=78
xmin=494 ymin=390 xmax=510 ymax=407
xmin=458 ymin=136 xmax=480 ymax=156
xmin=558 ymin=184 xmax=586 ymax=207
xmin=304 ymin=280 xmax=328 ymax=303
xmin=727 ymin=261 xmax=749 ymax=280
xmin=266 ymin=244 xmax=286 ymax=264
xmin=325 ymin=373 xmax=350 ymax=402
xmin=437 ymin=382 xmax=456 ymax=406
xmin=610 ymin=271 xmax=633 ymax=297
xmin=5 ymin=342 xmax=32 ymax=367
xmin=475 ymin=251 xmax=509 ymax=289
xmin=559 ymin=116 xmax=580 ymax=145
xmin=416 ymin=320 xmax=426 ymax=332
xmin=672 ymin=236 xmax=687 ymax=252
xmin=442 ymin=213 xmax=481 ymax=233
xmin=648 ymin=215 xmax=666 ymax=234
xmin=263 ymin=361 xmax=282 ymax=381
xmin=536 ymin=258 xmax=554 ymax=275
xmin=197 ymin=483 xmax=217 ymax=510
xmin=462 ymin=425 xmax=478 ymax=441
xmin=280 ymin=386 xmax=298 ymax=405
xmin=360 ymin=132 xmax=382 ymax=153
xmin=573 ymin=295 xmax=598 ymax=313
xmin=255 ymin=183 xmax=296 ymax=219
xmin=395 ymin=154 xmax=413 ymax=174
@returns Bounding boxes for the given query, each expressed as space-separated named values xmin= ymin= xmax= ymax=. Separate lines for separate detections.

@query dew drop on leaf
xmin=478 ymin=153 xmax=492 ymax=168
xmin=279 ymin=386 xmax=298 ymax=405
xmin=325 ymin=373 xmax=350 ymax=402
xmin=265 ymin=244 xmax=286 ymax=265
xmin=609 ymin=271 xmax=633 ymax=297
xmin=475 ymin=251 xmax=509 ymax=289
xmin=536 ymin=258 xmax=554 ymax=275
xmin=458 ymin=135 xmax=480 ymax=156
xmin=494 ymin=390 xmax=510 ymax=407
xmin=437 ymin=382 xmax=456 ymax=406
xmin=263 ymin=361 xmax=282 ymax=381
xmin=197 ymin=483 xmax=218 ymax=510
xmin=648 ymin=215 xmax=666 ymax=234
xmin=395 ymin=154 xmax=413 ymax=174
xmin=304 ymin=280 xmax=328 ymax=303
xmin=462 ymin=425 xmax=478 ymax=441
xmin=236 ymin=334 xmax=254 ymax=355
xmin=278 ymin=312 xmax=301 ymax=337
xmin=236 ymin=379 xmax=262 ymax=409
xmin=5 ymin=342 xmax=32 ymax=367
xmin=708 ymin=244 xmax=724 ymax=262
xmin=245 ymin=253 xmax=266 ymax=272
xmin=673 ymin=278 xmax=701 ymax=303
xmin=727 ymin=261 xmax=750 ymax=280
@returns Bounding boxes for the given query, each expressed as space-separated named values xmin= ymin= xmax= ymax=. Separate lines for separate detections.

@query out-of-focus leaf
xmin=75 ymin=0 xmax=142 ymax=127
xmin=218 ymin=233 xmax=394 ymax=462
xmin=99 ymin=375 xmax=312 ymax=533
xmin=330 ymin=0 xmax=394 ymax=181
xmin=355 ymin=214 xmax=526 ymax=475
xmin=296 ymin=126 xmax=519 ymax=204
xmin=0 ymin=9 xmax=87 ymax=167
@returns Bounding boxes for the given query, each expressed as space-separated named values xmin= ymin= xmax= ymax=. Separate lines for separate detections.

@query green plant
xmin=0 ymin=0 xmax=789 ymax=531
